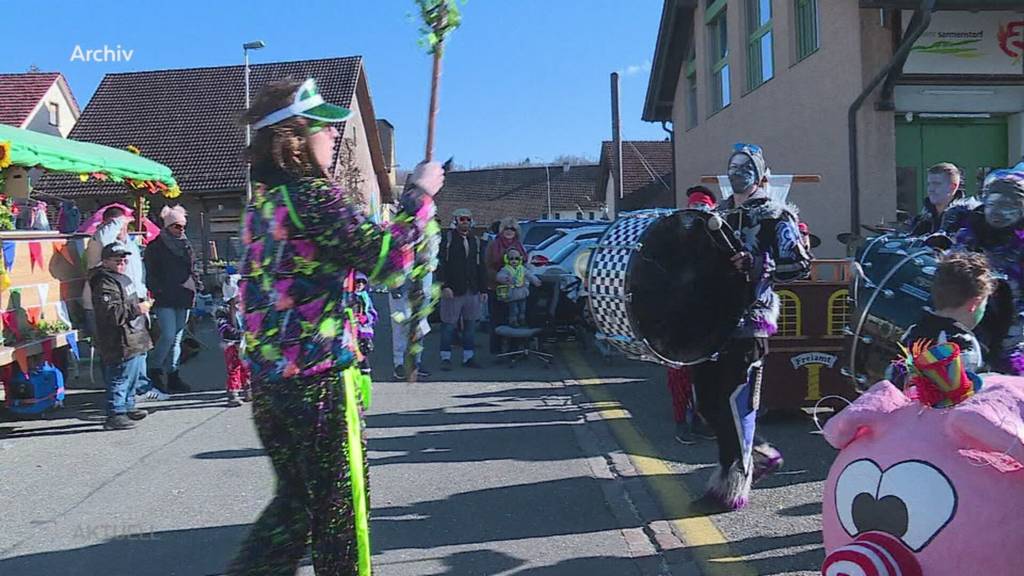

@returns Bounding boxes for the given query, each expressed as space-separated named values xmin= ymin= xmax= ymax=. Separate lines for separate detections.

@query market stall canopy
xmin=0 ymin=124 xmax=180 ymax=198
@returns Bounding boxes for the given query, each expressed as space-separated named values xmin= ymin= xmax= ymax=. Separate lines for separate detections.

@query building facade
xmin=644 ymin=0 xmax=1023 ymax=257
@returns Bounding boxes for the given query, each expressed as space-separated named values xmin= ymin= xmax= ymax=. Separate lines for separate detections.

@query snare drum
xmin=587 ymin=209 xmax=749 ymax=366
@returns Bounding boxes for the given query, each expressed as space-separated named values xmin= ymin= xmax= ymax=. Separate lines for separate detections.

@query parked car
xmin=528 ymin=225 xmax=608 ymax=278
xmin=519 ymin=219 xmax=608 ymax=252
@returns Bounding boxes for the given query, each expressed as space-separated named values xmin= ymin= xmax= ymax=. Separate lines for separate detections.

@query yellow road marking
xmin=563 ymin=346 xmax=758 ymax=576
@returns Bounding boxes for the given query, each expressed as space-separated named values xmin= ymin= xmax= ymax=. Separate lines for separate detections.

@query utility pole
xmin=611 ymin=72 xmax=624 ymax=219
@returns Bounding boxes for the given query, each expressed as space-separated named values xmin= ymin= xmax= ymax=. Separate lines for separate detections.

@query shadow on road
xmin=193 ymin=448 xmax=267 ymax=460
xmin=0 ymin=523 xmax=250 ymax=576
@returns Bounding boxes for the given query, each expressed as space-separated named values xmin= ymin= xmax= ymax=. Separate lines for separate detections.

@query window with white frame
xmin=706 ymin=0 xmax=730 ymax=113
xmin=746 ymin=0 xmax=774 ymax=91
xmin=48 ymin=102 xmax=59 ymax=126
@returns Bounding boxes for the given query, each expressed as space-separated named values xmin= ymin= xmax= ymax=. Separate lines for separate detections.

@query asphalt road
xmin=0 ymin=298 xmax=834 ymax=575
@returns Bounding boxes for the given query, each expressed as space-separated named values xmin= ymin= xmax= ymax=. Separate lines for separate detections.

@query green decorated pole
xmin=405 ymin=0 xmax=462 ymax=384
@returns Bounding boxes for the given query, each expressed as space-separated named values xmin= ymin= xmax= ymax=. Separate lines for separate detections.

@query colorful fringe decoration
xmin=900 ymin=340 xmax=982 ymax=408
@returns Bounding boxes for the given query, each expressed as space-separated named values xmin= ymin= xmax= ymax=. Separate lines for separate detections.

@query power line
xmin=627 ymin=142 xmax=671 ymax=191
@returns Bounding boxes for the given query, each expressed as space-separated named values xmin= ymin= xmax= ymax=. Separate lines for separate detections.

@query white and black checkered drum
xmin=587 ymin=209 xmax=750 ymax=367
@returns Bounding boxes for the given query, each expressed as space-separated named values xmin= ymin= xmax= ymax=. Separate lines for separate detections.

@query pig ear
xmin=946 ymin=375 xmax=1024 ymax=463
xmin=823 ymin=381 xmax=913 ymax=450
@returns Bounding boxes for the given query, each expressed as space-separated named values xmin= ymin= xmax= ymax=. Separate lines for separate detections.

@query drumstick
xmin=707 ymin=213 xmax=743 ymax=256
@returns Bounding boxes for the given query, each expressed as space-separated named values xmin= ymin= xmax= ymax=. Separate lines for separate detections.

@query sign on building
xmin=904 ymin=11 xmax=1024 ymax=76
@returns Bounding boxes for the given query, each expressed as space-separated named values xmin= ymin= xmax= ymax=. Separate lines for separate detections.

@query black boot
xmin=104 ymin=414 xmax=137 ymax=430
xmin=167 ymin=371 xmax=192 ymax=393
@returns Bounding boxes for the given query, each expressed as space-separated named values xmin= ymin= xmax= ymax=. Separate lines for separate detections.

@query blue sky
xmin=2 ymin=0 xmax=668 ymax=170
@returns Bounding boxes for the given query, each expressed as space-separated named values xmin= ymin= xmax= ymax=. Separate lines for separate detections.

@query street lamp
xmin=243 ymin=40 xmax=266 ymax=204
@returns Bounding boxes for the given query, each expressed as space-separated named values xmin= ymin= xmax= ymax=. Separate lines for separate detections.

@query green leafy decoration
xmin=415 ymin=0 xmax=464 ymax=53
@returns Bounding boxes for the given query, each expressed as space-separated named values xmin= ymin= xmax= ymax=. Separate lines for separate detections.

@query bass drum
xmin=850 ymin=235 xmax=937 ymax=385
xmin=587 ymin=209 xmax=749 ymax=366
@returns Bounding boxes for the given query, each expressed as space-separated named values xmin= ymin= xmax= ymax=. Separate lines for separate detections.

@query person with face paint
xmin=903 ymin=162 xmax=979 ymax=237
xmin=952 ymin=170 xmax=1024 ymax=375
xmin=690 ymin=143 xmax=811 ymax=511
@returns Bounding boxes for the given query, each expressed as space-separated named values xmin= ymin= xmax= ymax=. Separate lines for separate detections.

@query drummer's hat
xmin=798 ymin=221 xmax=821 ymax=249
xmin=686 ymin=185 xmax=717 ymax=209
xmin=252 ymin=78 xmax=352 ymax=131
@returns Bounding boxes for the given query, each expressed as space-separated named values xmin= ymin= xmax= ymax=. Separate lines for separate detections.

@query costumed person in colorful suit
xmin=693 ymin=143 xmax=811 ymax=510
xmin=951 ymin=169 xmax=1024 ymax=375
xmin=228 ymin=78 xmax=442 ymax=576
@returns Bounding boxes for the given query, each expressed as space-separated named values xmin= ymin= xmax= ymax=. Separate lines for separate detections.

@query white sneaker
xmin=141 ymin=389 xmax=170 ymax=401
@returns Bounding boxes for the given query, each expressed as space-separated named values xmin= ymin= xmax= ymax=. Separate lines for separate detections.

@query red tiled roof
xmin=38 ymin=57 xmax=363 ymax=198
xmin=435 ymin=164 xmax=604 ymax=227
xmin=0 ymin=72 xmax=60 ymax=127
xmin=600 ymin=140 xmax=675 ymax=210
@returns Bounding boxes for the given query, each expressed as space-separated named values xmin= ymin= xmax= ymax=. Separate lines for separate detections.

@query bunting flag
xmin=65 ymin=331 xmax=80 ymax=360
xmin=26 ymin=307 xmax=40 ymax=325
xmin=3 ymin=241 xmax=15 ymax=272
xmin=52 ymin=241 xmax=75 ymax=267
xmin=0 ymin=254 xmax=9 ymax=292
xmin=41 ymin=338 xmax=54 ymax=364
xmin=2 ymin=310 xmax=19 ymax=340
xmin=36 ymin=283 xmax=49 ymax=308
xmin=28 ymin=241 xmax=43 ymax=272
xmin=7 ymin=287 xmax=21 ymax=310
xmin=55 ymin=300 xmax=71 ymax=326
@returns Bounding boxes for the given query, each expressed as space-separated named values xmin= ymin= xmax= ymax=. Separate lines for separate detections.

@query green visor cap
xmin=252 ymin=78 xmax=351 ymax=130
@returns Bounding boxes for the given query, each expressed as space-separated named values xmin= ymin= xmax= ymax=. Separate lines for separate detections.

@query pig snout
xmin=822 ymin=531 xmax=922 ymax=576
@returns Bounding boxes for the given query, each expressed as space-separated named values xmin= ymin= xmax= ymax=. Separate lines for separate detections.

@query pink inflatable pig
xmin=821 ymin=375 xmax=1024 ymax=576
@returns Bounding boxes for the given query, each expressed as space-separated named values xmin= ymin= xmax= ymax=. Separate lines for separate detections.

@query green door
xmin=895 ymin=117 xmax=1009 ymax=215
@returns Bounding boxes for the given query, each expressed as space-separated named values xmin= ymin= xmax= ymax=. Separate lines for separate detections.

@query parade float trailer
xmin=0 ymin=124 xmax=180 ymax=413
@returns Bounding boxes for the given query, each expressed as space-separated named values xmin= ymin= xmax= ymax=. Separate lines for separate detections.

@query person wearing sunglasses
xmin=143 ymin=204 xmax=202 ymax=394
xmin=228 ymin=77 xmax=442 ymax=576
xmin=437 ymin=207 xmax=488 ymax=370
xmin=691 ymin=143 xmax=811 ymax=512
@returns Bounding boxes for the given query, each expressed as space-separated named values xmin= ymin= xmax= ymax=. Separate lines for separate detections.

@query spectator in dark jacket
xmin=91 ymin=243 xmax=154 ymax=430
xmin=143 ymin=205 xmax=203 ymax=392
xmin=436 ymin=207 xmax=488 ymax=370
xmin=903 ymin=162 xmax=977 ymax=237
